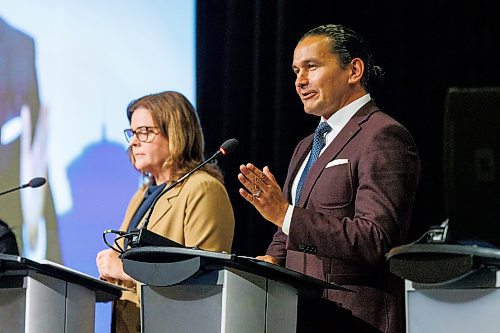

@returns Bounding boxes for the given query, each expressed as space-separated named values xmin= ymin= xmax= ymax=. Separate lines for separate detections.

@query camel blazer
xmin=120 ymin=170 xmax=234 ymax=253
xmin=266 ymin=101 xmax=420 ymax=333
xmin=113 ymin=170 xmax=235 ymax=332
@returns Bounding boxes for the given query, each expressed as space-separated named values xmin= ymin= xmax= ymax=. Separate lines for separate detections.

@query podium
xmin=0 ymin=254 xmax=122 ymax=333
xmin=387 ymin=243 xmax=500 ymax=333
xmin=122 ymin=247 xmax=350 ymax=333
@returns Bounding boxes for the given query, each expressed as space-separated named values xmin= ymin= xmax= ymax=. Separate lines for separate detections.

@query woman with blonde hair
xmin=96 ymin=91 xmax=235 ymax=332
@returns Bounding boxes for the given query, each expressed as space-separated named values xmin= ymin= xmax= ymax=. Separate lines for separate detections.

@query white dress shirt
xmin=281 ymin=94 xmax=371 ymax=235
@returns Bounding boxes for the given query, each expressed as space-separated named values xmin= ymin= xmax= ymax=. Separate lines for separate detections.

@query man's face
xmin=292 ymin=35 xmax=352 ymax=119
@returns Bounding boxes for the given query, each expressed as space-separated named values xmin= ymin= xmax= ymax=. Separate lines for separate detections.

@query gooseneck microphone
xmin=0 ymin=177 xmax=47 ymax=197
xmin=128 ymin=138 xmax=238 ymax=248
xmin=218 ymin=138 xmax=238 ymax=156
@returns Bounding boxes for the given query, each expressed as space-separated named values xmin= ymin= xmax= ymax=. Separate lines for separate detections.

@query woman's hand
xmin=96 ymin=248 xmax=133 ymax=283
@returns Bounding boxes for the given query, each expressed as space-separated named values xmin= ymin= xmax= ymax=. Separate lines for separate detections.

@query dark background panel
xmin=196 ymin=0 xmax=500 ymax=256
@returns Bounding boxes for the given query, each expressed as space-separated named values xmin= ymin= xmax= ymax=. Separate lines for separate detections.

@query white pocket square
xmin=325 ymin=159 xmax=349 ymax=168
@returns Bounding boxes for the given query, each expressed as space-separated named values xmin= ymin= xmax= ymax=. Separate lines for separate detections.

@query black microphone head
xmin=28 ymin=177 xmax=46 ymax=188
xmin=219 ymin=138 xmax=238 ymax=155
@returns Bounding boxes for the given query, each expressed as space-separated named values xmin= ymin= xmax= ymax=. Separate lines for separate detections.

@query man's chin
xmin=302 ymin=102 xmax=314 ymax=113
xmin=303 ymin=103 xmax=332 ymax=118
xmin=303 ymin=105 xmax=320 ymax=116
xmin=302 ymin=99 xmax=321 ymax=115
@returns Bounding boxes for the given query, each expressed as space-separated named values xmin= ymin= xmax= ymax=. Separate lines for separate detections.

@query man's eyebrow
xmin=295 ymin=56 xmax=320 ymax=63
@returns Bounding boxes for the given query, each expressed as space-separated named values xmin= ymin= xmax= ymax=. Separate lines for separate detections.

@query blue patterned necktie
xmin=295 ymin=122 xmax=332 ymax=205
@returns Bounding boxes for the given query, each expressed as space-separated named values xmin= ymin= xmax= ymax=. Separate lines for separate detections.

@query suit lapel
xmin=283 ymin=135 xmax=314 ymax=201
xmin=297 ymin=101 xmax=379 ymax=207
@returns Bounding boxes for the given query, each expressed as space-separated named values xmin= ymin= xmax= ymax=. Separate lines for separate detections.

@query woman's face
xmin=129 ymin=107 xmax=170 ymax=180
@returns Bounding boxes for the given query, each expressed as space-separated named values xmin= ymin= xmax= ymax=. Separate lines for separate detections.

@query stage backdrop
xmin=0 ymin=1 xmax=195 ymax=331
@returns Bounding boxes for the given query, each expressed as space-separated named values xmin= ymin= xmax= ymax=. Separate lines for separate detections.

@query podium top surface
xmin=121 ymin=246 xmax=350 ymax=292
xmin=386 ymin=243 xmax=500 ymax=284
xmin=0 ymin=254 xmax=122 ymax=302
xmin=387 ymin=243 xmax=500 ymax=263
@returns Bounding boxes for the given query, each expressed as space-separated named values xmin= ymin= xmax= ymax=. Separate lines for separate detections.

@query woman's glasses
xmin=123 ymin=126 xmax=159 ymax=143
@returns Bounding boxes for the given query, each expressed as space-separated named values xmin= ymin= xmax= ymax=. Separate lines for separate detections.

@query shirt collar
xmin=321 ymin=94 xmax=371 ymax=133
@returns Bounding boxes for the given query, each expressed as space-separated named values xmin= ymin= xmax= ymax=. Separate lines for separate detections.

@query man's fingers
xmin=239 ymin=164 xmax=267 ymax=196
xmin=255 ymin=255 xmax=278 ymax=265
xmin=240 ymin=163 xmax=260 ymax=181
xmin=238 ymin=172 xmax=259 ymax=194
xmin=239 ymin=188 xmax=256 ymax=204
xmin=263 ymin=166 xmax=277 ymax=184
xmin=240 ymin=164 xmax=283 ymax=202
xmin=243 ymin=163 xmax=272 ymax=187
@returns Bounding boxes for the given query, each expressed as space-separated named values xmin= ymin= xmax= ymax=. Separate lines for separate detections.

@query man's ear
xmin=348 ymin=58 xmax=364 ymax=84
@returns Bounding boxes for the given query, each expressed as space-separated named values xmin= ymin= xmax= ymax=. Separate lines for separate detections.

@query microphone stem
xmin=142 ymin=150 xmax=221 ymax=230
xmin=0 ymin=185 xmax=26 ymax=196
xmin=170 ymin=151 xmax=220 ymax=186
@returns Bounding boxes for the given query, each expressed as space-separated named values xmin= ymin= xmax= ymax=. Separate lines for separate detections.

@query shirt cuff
xmin=281 ymin=204 xmax=294 ymax=235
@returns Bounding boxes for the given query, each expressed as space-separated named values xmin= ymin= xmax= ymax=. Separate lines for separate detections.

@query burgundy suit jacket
xmin=266 ymin=101 xmax=420 ymax=333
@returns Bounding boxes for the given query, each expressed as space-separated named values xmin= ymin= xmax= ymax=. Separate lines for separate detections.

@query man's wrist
xmin=272 ymin=203 xmax=289 ymax=228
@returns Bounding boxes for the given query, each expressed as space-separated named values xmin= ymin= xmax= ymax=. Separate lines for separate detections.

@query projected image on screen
xmin=0 ymin=1 xmax=195 ymax=331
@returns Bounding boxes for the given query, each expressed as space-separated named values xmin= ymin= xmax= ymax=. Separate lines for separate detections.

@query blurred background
xmin=1 ymin=1 xmax=195 ymax=330
xmin=1 ymin=1 xmax=499 ymax=331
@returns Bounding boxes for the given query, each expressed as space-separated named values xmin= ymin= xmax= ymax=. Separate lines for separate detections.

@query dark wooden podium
xmin=0 ymin=254 xmax=122 ymax=333
xmin=122 ymin=247 xmax=351 ymax=333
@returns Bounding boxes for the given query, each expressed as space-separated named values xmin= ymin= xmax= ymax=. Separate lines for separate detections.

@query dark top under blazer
xmin=266 ymin=100 xmax=421 ymax=333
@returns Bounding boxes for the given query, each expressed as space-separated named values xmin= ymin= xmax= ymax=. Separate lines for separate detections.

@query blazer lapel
xmin=141 ymin=182 xmax=183 ymax=230
xmin=297 ymin=101 xmax=379 ymax=207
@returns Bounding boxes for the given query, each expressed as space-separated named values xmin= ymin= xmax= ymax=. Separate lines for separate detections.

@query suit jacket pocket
xmin=312 ymin=162 xmax=354 ymax=209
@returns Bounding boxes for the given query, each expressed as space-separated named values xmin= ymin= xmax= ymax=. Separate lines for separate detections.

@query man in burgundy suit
xmin=238 ymin=24 xmax=420 ymax=332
